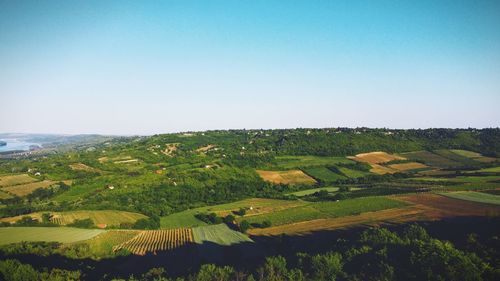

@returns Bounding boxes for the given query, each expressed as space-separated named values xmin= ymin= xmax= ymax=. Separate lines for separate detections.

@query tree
xmin=240 ymin=220 xmax=251 ymax=233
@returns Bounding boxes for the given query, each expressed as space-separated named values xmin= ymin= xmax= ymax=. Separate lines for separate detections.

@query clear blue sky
xmin=1 ymin=0 xmax=499 ymax=135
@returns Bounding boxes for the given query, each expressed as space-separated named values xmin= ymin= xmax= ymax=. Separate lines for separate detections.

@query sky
xmin=1 ymin=0 xmax=499 ymax=135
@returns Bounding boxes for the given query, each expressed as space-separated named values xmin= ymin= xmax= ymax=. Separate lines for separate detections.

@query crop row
xmin=113 ymin=228 xmax=193 ymax=255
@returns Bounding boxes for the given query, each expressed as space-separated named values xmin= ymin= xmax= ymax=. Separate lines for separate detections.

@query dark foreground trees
xmin=1 ymin=224 xmax=498 ymax=281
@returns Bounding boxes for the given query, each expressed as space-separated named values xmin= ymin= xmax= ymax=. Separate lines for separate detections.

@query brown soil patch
xmin=256 ymin=170 xmax=316 ymax=185
xmin=395 ymin=193 xmax=500 ymax=218
xmin=350 ymin=151 xmax=405 ymax=164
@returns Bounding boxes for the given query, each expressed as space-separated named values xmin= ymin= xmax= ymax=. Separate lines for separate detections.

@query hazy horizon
xmin=2 ymin=1 xmax=500 ymax=135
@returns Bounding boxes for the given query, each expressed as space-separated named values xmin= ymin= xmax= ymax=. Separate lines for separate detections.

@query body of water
xmin=0 ymin=139 xmax=41 ymax=152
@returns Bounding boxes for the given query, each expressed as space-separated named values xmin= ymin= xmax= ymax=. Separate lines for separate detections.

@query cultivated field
xmin=273 ymin=156 xmax=353 ymax=169
xmin=474 ymin=166 xmax=500 ymax=173
xmin=256 ymin=169 xmax=316 ymax=185
xmin=349 ymin=151 xmax=405 ymax=164
xmin=248 ymin=206 xmax=425 ymax=236
xmin=400 ymin=151 xmax=460 ymax=168
xmin=192 ymin=224 xmax=253 ymax=246
xmin=113 ymin=228 xmax=193 ymax=255
xmin=441 ymin=191 xmax=500 ymax=206
xmin=0 ymin=174 xmax=38 ymax=187
xmin=82 ymin=230 xmax=141 ymax=257
xmin=0 ymin=210 xmax=147 ymax=227
xmin=337 ymin=167 xmax=369 ymax=178
xmin=388 ymin=162 xmax=428 ymax=171
xmin=368 ymin=164 xmax=398 ymax=175
xmin=396 ymin=193 xmax=500 ymax=218
xmin=287 ymin=187 xmax=340 ymax=196
xmin=239 ymin=197 xmax=407 ymax=226
xmin=302 ymin=167 xmax=345 ymax=182
xmin=160 ymin=198 xmax=304 ymax=228
xmin=1 ymin=180 xmax=61 ymax=196
xmin=0 ymin=227 xmax=105 ymax=245
xmin=450 ymin=149 xmax=497 ymax=163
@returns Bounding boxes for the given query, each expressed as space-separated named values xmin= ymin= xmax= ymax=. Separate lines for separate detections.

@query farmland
xmin=239 ymin=197 xmax=407 ymax=226
xmin=272 ymin=155 xmax=353 ymax=169
xmin=349 ymin=151 xmax=404 ymax=164
xmin=0 ymin=128 xmax=499 ymax=280
xmin=113 ymin=228 xmax=193 ymax=255
xmin=441 ymin=191 xmax=500 ymax=206
xmin=0 ymin=210 xmax=147 ymax=227
xmin=1 ymin=180 xmax=60 ymax=196
xmin=0 ymin=227 xmax=105 ymax=245
xmin=0 ymin=174 xmax=38 ymax=187
xmin=192 ymin=224 xmax=252 ymax=246
xmin=256 ymin=169 xmax=316 ymax=185
xmin=301 ymin=166 xmax=345 ymax=182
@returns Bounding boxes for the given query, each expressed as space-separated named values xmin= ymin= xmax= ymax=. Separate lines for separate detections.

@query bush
xmin=239 ymin=220 xmax=251 ymax=233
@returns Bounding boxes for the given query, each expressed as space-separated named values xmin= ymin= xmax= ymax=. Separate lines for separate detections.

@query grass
xmin=475 ymin=166 xmax=500 ymax=173
xmin=0 ymin=174 xmax=38 ymax=187
xmin=434 ymin=149 xmax=479 ymax=165
xmin=161 ymin=198 xmax=304 ymax=229
xmin=287 ymin=187 xmax=340 ymax=196
xmin=80 ymin=230 xmax=140 ymax=257
xmin=273 ymin=156 xmax=353 ymax=169
xmin=440 ymin=191 xmax=500 ymax=206
xmin=0 ymin=227 xmax=105 ymax=245
xmin=338 ymin=167 xmax=369 ymax=178
xmin=301 ymin=167 xmax=345 ymax=182
xmin=239 ymin=197 xmax=407 ymax=226
xmin=192 ymin=224 xmax=253 ymax=246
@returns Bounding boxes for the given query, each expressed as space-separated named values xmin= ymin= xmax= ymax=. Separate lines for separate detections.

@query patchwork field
xmin=82 ymin=230 xmax=141 ymax=256
xmin=161 ymin=198 xmax=304 ymax=228
xmin=474 ymin=166 xmax=500 ymax=173
xmin=1 ymin=180 xmax=62 ymax=196
xmin=441 ymin=191 xmax=500 ymax=206
xmin=388 ymin=162 xmax=428 ymax=171
xmin=0 ymin=210 xmax=147 ymax=227
xmin=337 ymin=167 xmax=369 ymax=178
xmin=192 ymin=224 xmax=252 ymax=246
xmin=368 ymin=164 xmax=397 ymax=175
xmin=248 ymin=206 xmax=425 ymax=236
xmin=396 ymin=193 xmax=500 ymax=218
xmin=239 ymin=197 xmax=407 ymax=227
xmin=349 ymin=151 xmax=405 ymax=164
xmin=113 ymin=228 xmax=193 ymax=255
xmin=273 ymin=156 xmax=353 ymax=169
xmin=400 ymin=151 xmax=460 ymax=168
xmin=301 ymin=167 xmax=345 ymax=182
xmin=287 ymin=187 xmax=340 ymax=197
xmin=0 ymin=227 xmax=105 ymax=245
xmin=0 ymin=174 xmax=38 ymax=187
xmin=256 ymin=169 xmax=316 ymax=185
xmin=450 ymin=149 xmax=497 ymax=163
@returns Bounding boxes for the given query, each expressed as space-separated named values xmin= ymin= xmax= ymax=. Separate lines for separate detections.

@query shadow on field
xmin=2 ymin=216 xmax=499 ymax=280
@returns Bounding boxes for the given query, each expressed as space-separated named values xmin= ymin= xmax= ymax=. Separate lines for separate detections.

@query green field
xmin=475 ymin=166 xmax=500 ymax=173
xmin=273 ymin=156 xmax=353 ymax=169
xmin=79 ymin=230 xmax=140 ymax=257
xmin=301 ymin=167 xmax=346 ymax=182
xmin=192 ymin=224 xmax=253 ymax=246
xmin=441 ymin=191 xmax=500 ymax=205
xmin=338 ymin=167 xmax=369 ymax=178
xmin=434 ymin=149 xmax=478 ymax=165
xmin=0 ymin=227 xmax=105 ymax=245
xmin=160 ymin=198 xmax=302 ymax=228
xmin=239 ymin=197 xmax=407 ymax=226
xmin=287 ymin=187 xmax=340 ymax=196
xmin=401 ymin=151 xmax=460 ymax=168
